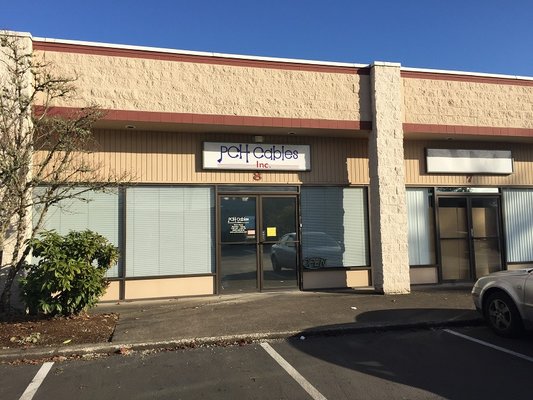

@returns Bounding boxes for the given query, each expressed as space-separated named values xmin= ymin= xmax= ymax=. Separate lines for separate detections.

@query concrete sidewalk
xmin=0 ymin=285 xmax=483 ymax=361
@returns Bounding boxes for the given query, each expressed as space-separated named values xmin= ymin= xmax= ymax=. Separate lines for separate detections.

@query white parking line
xmin=444 ymin=329 xmax=533 ymax=363
xmin=260 ymin=342 xmax=327 ymax=400
xmin=19 ymin=362 xmax=54 ymax=400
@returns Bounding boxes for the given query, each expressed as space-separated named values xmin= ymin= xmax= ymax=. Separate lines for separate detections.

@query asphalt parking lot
xmin=2 ymin=326 xmax=532 ymax=400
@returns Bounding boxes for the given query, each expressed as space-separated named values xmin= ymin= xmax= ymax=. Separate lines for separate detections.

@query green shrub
xmin=20 ymin=230 xmax=119 ymax=316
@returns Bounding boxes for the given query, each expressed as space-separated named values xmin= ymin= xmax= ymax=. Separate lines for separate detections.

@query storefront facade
xmin=3 ymin=32 xmax=533 ymax=301
xmin=38 ymin=132 xmax=374 ymax=300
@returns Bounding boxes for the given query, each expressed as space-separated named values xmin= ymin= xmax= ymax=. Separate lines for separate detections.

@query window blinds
xmin=502 ymin=189 xmax=533 ymax=263
xmin=406 ymin=188 xmax=434 ymax=266
xmin=125 ymin=187 xmax=215 ymax=277
xmin=38 ymin=189 xmax=120 ymax=277
xmin=300 ymin=187 xmax=369 ymax=267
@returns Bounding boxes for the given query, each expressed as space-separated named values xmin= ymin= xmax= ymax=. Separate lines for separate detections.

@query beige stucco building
xmin=4 ymin=32 xmax=533 ymax=301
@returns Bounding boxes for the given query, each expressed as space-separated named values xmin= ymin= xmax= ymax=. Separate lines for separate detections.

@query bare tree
xmin=0 ymin=32 xmax=125 ymax=313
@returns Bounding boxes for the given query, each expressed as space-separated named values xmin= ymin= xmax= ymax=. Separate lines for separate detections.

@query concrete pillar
xmin=369 ymin=62 xmax=410 ymax=294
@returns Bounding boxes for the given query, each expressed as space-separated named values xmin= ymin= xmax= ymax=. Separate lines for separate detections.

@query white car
xmin=472 ymin=268 xmax=533 ymax=337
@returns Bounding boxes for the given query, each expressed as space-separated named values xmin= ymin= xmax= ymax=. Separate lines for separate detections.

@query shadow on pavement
xmin=288 ymin=308 xmax=533 ymax=400
xmin=294 ymin=308 xmax=482 ymax=336
xmin=354 ymin=308 xmax=480 ymax=325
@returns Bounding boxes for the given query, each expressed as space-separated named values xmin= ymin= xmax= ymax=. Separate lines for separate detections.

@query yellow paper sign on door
xmin=266 ymin=227 xmax=277 ymax=237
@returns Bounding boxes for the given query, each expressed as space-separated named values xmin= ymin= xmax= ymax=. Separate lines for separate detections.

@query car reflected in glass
xmin=271 ymin=232 xmax=344 ymax=271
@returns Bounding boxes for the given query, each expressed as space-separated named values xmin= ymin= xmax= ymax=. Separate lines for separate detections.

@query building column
xmin=369 ymin=62 xmax=410 ymax=294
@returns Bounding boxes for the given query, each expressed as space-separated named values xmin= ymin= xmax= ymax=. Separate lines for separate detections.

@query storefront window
xmin=36 ymin=188 xmax=120 ymax=277
xmin=300 ymin=187 xmax=369 ymax=268
xmin=125 ymin=187 xmax=215 ymax=277
xmin=406 ymin=188 xmax=436 ymax=266
xmin=503 ymin=189 xmax=533 ymax=263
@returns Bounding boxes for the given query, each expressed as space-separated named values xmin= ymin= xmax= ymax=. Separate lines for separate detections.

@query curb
xmin=0 ymin=317 xmax=484 ymax=363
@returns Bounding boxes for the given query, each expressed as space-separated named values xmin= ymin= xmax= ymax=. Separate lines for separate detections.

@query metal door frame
xmin=216 ymin=191 xmax=301 ymax=293
xmin=436 ymin=193 xmax=505 ymax=282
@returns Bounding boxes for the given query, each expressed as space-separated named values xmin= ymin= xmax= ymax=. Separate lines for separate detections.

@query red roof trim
xmin=401 ymin=70 xmax=533 ymax=87
xmin=403 ymin=123 xmax=533 ymax=138
xmin=33 ymin=41 xmax=369 ymax=75
xmin=38 ymin=106 xmax=372 ymax=131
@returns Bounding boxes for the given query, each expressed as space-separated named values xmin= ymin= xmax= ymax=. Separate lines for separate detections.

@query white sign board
xmin=203 ymin=142 xmax=311 ymax=171
xmin=426 ymin=149 xmax=513 ymax=174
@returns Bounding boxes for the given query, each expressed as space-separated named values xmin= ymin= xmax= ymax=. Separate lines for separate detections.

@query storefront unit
xmin=38 ymin=132 xmax=374 ymax=301
xmin=2 ymin=32 xmax=533 ymax=301
xmin=405 ymin=142 xmax=533 ymax=285
xmin=403 ymin=69 xmax=533 ymax=285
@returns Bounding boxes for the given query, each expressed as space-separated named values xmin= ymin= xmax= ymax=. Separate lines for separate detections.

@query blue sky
xmin=2 ymin=0 xmax=532 ymax=76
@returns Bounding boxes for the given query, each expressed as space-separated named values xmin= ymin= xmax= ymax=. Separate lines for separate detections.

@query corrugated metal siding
xmin=405 ymin=140 xmax=533 ymax=186
xmin=90 ymin=130 xmax=369 ymax=185
xmin=502 ymin=189 xmax=533 ymax=263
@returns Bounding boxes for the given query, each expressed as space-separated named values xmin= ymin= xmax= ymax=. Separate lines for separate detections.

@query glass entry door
xmin=219 ymin=195 xmax=299 ymax=293
xmin=438 ymin=196 xmax=503 ymax=281
xmin=219 ymin=196 xmax=258 ymax=292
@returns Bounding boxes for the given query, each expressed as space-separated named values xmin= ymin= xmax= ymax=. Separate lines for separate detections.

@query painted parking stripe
xmin=260 ymin=342 xmax=327 ymax=400
xmin=444 ymin=329 xmax=533 ymax=363
xmin=19 ymin=362 xmax=54 ymax=400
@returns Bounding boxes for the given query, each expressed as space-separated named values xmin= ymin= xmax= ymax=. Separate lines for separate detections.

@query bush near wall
xmin=20 ymin=230 xmax=119 ymax=316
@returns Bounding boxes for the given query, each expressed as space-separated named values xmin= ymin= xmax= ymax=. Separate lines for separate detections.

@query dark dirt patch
xmin=0 ymin=313 xmax=118 ymax=349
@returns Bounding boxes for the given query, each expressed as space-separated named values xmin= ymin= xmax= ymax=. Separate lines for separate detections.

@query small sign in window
xmin=267 ymin=227 xmax=277 ymax=237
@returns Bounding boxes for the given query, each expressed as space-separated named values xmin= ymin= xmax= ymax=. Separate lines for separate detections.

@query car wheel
xmin=484 ymin=291 xmax=523 ymax=337
xmin=271 ymin=255 xmax=281 ymax=272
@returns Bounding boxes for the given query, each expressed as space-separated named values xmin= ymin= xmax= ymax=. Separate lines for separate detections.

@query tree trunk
xmin=0 ymin=264 xmax=17 ymax=314
xmin=0 ymin=243 xmax=31 ymax=314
